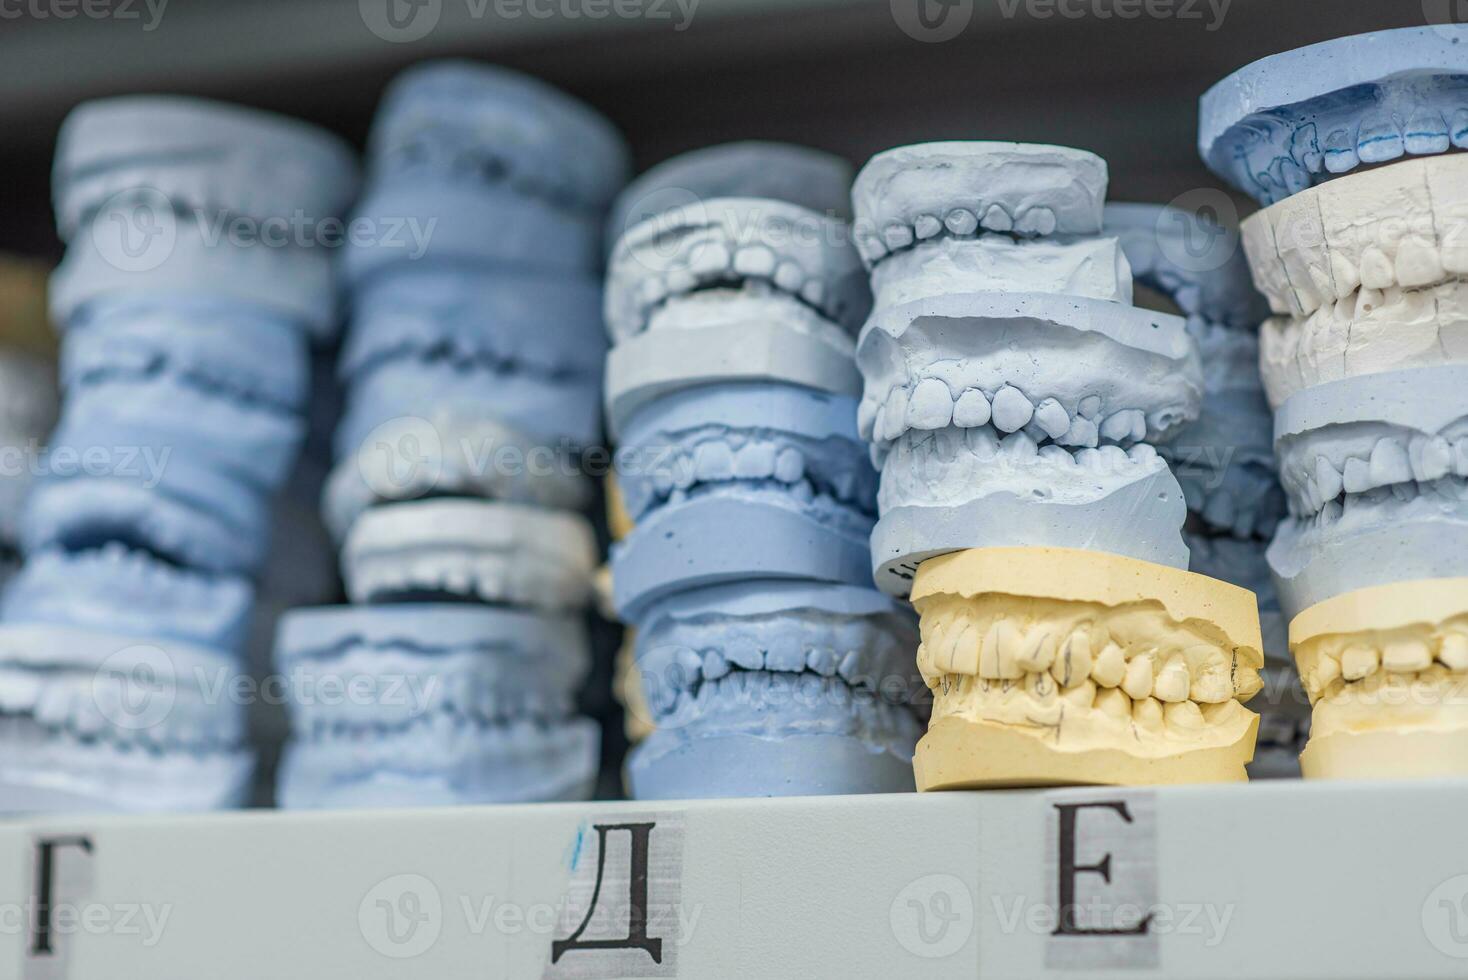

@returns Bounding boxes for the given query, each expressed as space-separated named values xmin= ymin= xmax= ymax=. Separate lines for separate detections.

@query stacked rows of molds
xmin=272 ymin=62 xmax=626 ymax=809
xmin=0 ymin=98 xmax=356 ymax=813
xmin=1203 ymin=25 xmax=1468 ymax=780
xmin=849 ymin=142 xmax=1267 ymax=790
xmin=1106 ymin=204 xmax=1305 ymax=778
xmin=603 ymin=142 xmax=925 ymax=799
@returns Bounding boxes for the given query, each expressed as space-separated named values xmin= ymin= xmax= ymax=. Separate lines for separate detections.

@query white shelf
xmin=2 ymin=781 xmax=1465 ymax=978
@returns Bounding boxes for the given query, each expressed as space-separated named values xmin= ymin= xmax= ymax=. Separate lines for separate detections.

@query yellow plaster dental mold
xmin=1291 ymin=577 xmax=1468 ymax=780
xmin=910 ymin=547 xmax=1264 ymax=789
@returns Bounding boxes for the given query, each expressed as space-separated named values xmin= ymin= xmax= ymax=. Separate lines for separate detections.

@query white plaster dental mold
xmin=1240 ymin=154 xmax=1468 ymax=322
xmin=275 ymin=604 xmax=597 ymax=808
xmin=52 ymin=95 xmax=359 ymax=241
xmin=850 ymin=142 xmax=1108 ymax=267
xmin=609 ymin=141 xmax=855 ymax=248
xmin=604 ymin=196 xmax=870 ymax=342
xmin=1105 ymin=201 xmax=1269 ymax=330
xmin=1200 ymin=25 xmax=1468 ymax=205
xmin=627 ymin=580 xmax=922 ymax=799
xmin=341 ymin=498 xmax=597 ymax=611
xmin=0 ymin=623 xmax=251 ymax=813
xmin=1268 ymin=364 xmax=1468 ymax=619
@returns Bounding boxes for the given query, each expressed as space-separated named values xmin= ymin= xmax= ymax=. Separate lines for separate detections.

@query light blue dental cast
xmin=0 ymin=95 xmax=356 ymax=812
xmin=274 ymin=605 xmax=599 ymax=808
xmin=1200 ymin=25 xmax=1468 ymax=205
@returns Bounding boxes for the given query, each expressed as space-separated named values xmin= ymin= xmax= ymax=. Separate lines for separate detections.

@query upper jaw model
xmin=342 ymin=60 xmax=629 ymax=284
xmin=1200 ymin=25 xmax=1468 ymax=206
xmin=851 ymin=142 xmax=1203 ymax=596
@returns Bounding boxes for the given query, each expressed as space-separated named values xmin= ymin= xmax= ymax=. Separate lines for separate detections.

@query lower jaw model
xmin=274 ymin=604 xmax=599 ymax=808
xmin=910 ymin=548 xmax=1264 ymax=789
xmin=625 ymin=580 xmax=924 ymax=799
xmin=0 ymin=624 xmax=251 ymax=813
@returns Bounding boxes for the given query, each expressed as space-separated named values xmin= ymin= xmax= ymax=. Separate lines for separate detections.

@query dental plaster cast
xmin=274 ymin=604 xmax=598 ymax=808
xmin=859 ymin=292 xmax=1201 ymax=595
xmin=609 ymin=141 xmax=855 ymax=247
xmin=1269 ymin=365 xmax=1468 ymax=620
xmin=602 ymin=195 xmax=868 ymax=433
xmin=343 ymin=60 xmax=628 ymax=284
xmin=3 ymin=545 xmax=253 ymax=653
xmin=1200 ymin=25 xmax=1468 ymax=206
xmin=1291 ymin=577 xmax=1468 ymax=780
xmin=910 ymin=548 xmax=1264 ymax=789
xmin=626 ymin=580 xmax=923 ymax=799
xmin=51 ymin=96 xmax=357 ymax=341
xmin=610 ymin=381 xmax=877 ymax=623
xmin=59 ymin=298 xmax=308 ymax=493
xmin=850 ymin=144 xmax=1202 ymax=595
xmin=1107 ymin=203 xmax=1283 ymax=541
xmin=323 ymin=263 xmax=601 ymax=536
xmin=0 ymin=624 xmax=251 ymax=813
xmin=334 ymin=269 xmax=606 ymax=455
xmin=600 ymin=477 xmax=653 ymax=743
xmin=0 ymin=349 xmax=58 ymax=545
xmin=1239 ymin=155 xmax=1468 ymax=406
xmin=341 ymin=498 xmax=597 ymax=611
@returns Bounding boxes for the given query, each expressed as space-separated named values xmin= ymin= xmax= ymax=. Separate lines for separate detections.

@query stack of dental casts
xmin=273 ymin=62 xmax=623 ymax=808
xmin=1203 ymin=25 xmax=1468 ymax=779
xmin=604 ymin=142 xmax=925 ymax=799
xmin=850 ymin=142 xmax=1266 ymax=789
xmin=1105 ymin=205 xmax=1304 ymax=777
xmin=0 ymin=97 xmax=357 ymax=813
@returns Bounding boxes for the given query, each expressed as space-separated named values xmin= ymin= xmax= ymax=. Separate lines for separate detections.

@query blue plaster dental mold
xmin=59 ymin=297 xmax=308 ymax=493
xmin=611 ymin=381 xmax=877 ymax=623
xmin=1106 ymin=203 xmax=1284 ymax=541
xmin=52 ymin=95 xmax=359 ymax=242
xmin=3 ymin=545 xmax=253 ymax=653
xmin=0 ymin=623 xmax=252 ymax=813
xmin=343 ymin=60 xmax=629 ymax=282
xmin=608 ymin=141 xmax=855 ymax=249
xmin=274 ymin=604 xmax=599 ymax=808
xmin=626 ymin=580 xmax=922 ymax=799
xmin=1200 ymin=26 xmax=1468 ymax=205
xmin=21 ymin=431 xmax=271 ymax=575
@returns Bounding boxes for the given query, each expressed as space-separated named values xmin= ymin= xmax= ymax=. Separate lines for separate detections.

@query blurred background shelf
xmin=3 ymin=782 xmax=1468 ymax=978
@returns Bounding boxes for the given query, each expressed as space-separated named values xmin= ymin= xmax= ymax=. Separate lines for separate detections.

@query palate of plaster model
xmin=610 ymin=381 xmax=877 ymax=622
xmin=910 ymin=548 xmax=1264 ymax=789
xmin=343 ymin=60 xmax=628 ymax=283
xmin=1290 ymin=577 xmax=1468 ymax=780
xmin=609 ymin=141 xmax=854 ymax=247
xmin=1200 ymin=25 xmax=1468 ymax=205
xmin=59 ymin=297 xmax=308 ymax=492
xmin=1269 ymin=365 xmax=1468 ymax=619
xmin=3 ymin=544 xmax=253 ymax=653
xmin=626 ymin=580 xmax=923 ymax=799
xmin=341 ymin=498 xmax=597 ymax=611
xmin=0 ymin=623 xmax=252 ymax=813
xmin=274 ymin=604 xmax=598 ymax=808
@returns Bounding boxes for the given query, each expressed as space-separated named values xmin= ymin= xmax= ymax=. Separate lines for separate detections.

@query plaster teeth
xmin=980 ymin=620 xmax=1024 ymax=680
xmin=1314 ymin=457 xmax=1343 ymax=504
xmin=765 ymin=634 xmax=805 ymax=673
xmin=1099 ymin=409 xmax=1145 ymax=444
xmin=1382 ymin=639 xmax=1432 ymax=674
xmin=1095 ymin=687 xmax=1130 ymax=723
xmin=1014 ymin=207 xmax=1056 ymax=237
xmin=976 ymin=203 xmax=1010 ymax=232
xmin=1121 ymin=654 xmax=1154 ymax=700
xmin=725 ymin=637 xmax=763 ymax=671
xmin=952 ymin=388 xmax=992 ymax=428
xmin=965 ymin=424 xmax=1000 ymax=458
xmin=913 ymin=214 xmax=942 ymax=239
xmin=1342 ymin=456 xmax=1371 ymax=494
xmin=773 ymin=261 xmax=805 ymax=293
xmin=1368 ymin=438 xmax=1412 ymax=487
xmin=1357 ymin=115 xmax=1404 ymax=164
xmin=1341 ymin=645 xmax=1379 ymax=681
xmin=1001 ymin=430 xmax=1038 ymax=458
xmin=806 ymin=647 xmax=841 ymax=676
xmin=1032 ymin=399 xmax=1070 ymax=440
xmin=1453 ymin=110 xmax=1468 ymax=149
xmin=773 ymin=447 xmax=805 ymax=483
xmin=907 ymin=378 xmax=954 ymax=430
xmin=1153 ymin=655 xmax=1190 ymax=703
xmin=694 ymin=441 xmax=736 ymax=481
xmin=1163 ymin=699 xmax=1205 ymax=732
xmin=881 ymin=388 xmax=910 ymax=442
xmin=1050 ymin=631 xmax=1092 ymax=688
xmin=1411 ymin=437 xmax=1453 ymax=483
xmin=702 ymin=650 xmax=730 ymax=681
xmin=990 ymin=386 xmax=1034 ymax=433
xmin=1440 ymin=634 xmax=1468 ymax=671
xmin=690 ymin=242 xmax=732 ymax=276
xmin=1132 ymin=695 xmax=1164 ymax=730
xmin=732 ymin=245 xmax=776 ymax=278
xmin=735 ymin=442 xmax=778 ymax=479
xmin=1060 ymin=679 xmax=1096 ymax=709
xmin=945 ymin=209 xmax=978 ymax=235
xmin=1323 ymin=128 xmax=1359 ymax=174
xmin=883 ymin=224 xmax=914 ymax=252
xmin=1015 ymin=629 xmax=1057 ymax=673
xmin=1405 ymin=110 xmax=1450 ymax=156
xmin=1057 ymin=415 xmax=1098 ymax=448
xmin=800 ymin=279 xmax=826 ymax=307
